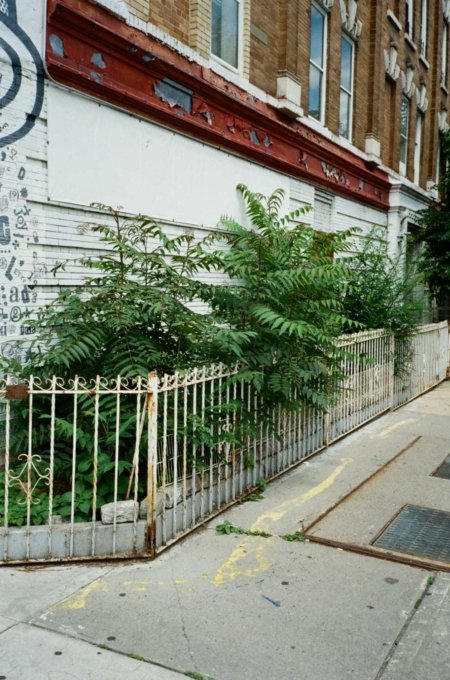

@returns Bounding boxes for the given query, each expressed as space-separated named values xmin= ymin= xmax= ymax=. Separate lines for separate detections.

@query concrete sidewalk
xmin=1 ymin=383 xmax=450 ymax=680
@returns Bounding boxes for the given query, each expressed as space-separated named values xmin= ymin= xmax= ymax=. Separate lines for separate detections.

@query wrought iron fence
xmin=0 ymin=322 xmax=448 ymax=564
xmin=393 ymin=322 xmax=449 ymax=407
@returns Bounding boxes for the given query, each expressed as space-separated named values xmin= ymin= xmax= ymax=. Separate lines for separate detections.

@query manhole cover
xmin=373 ymin=505 xmax=450 ymax=563
xmin=433 ymin=455 xmax=450 ymax=480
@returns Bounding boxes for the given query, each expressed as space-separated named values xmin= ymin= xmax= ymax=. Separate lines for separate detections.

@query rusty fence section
xmin=0 ymin=322 xmax=448 ymax=564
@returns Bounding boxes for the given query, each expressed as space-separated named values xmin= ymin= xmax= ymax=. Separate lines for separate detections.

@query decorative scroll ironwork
xmin=7 ymin=453 xmax=51 ymax=506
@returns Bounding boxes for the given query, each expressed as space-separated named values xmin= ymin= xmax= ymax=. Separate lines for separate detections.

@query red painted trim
xmin=46 ymin=0 xmax=391 ymax=210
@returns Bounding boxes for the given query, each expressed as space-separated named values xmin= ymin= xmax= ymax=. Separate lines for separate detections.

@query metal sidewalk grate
xmin=373 ymin=505 xmax=450 ymax=563
xmin=433 ymin=455 xmax=450 ymax=480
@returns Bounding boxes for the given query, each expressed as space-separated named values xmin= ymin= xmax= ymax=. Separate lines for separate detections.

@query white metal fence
xmin=0 ymin=322 xmax=448 ymax=564
xmin=393 ymin=322 xmax=449 ymax=407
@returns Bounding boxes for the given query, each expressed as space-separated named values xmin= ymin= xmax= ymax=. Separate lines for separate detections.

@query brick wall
xmin=149 ymin=0 xmax=190 ymax=43
xmin=125 ymin=0 xmax=149 ymax=21
xmin=375 ymin=0 xmax=450 ymax=186
xmin=122 ymin=0 xmax=450 ymax=192
xmin=189 ymin=0 xmax=211 ymax=58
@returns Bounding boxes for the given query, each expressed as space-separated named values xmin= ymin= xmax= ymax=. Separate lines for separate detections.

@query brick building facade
xmin=1 ymin=1 xmax=449 ymax=349
xmin=109 ymin=0 xmax=450 ymax=192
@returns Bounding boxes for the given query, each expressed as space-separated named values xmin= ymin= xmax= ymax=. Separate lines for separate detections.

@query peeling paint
xmin=90 ymin=71 xmax=103 ymax=84
xmin=91 ymin=52 xmax=106 ymax=69
xmin=249 ymin=129 xmax=260 ymax=145
xmin=49 ymin=33 xmax=66 ymax=58
xmin=154 ymin=78 xmax=192 ymax=114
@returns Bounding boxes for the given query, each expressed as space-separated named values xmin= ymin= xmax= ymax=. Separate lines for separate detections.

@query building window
xmin=419 ymin=0 xmax=427 ymax=56
xmin=405 ymin=0 xmax=414 ymax=38
xmin=399 ymin=95 xmax=410 ymax=175
xmin=309 ymin=3 xmax=327 ymax=122
xmin=339 ymin=36 xmax=354 ymax=139
xmin=413 ymin=114 xmax=423 ymax=184
xmin=442 ymin=21 xmax=448 ymax=87
xmin=211 ymin=0 xmax=241 ymax=69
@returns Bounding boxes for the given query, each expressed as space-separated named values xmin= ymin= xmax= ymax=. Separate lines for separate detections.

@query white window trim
xmin=413 ymin=113 xmax=423 ymax=184
xmin=436 ymin=142 xmax=441 ymax=187
xmin=405 ymin=0 xmax=414 ymax=38
xmin=339 ymin=34 xmax=354 ymax=140
xmin=309 ymin=1 xmax=328 ymax=125
xmin=211 ymin=0 xmax=244 ymax=74
xmin=442 ymin=20 xmax=448 ymax=87
xmin=419 ymin=0 xmax=427 ymax=56
xmin=399 ymin=95 xmax=410 ymax=176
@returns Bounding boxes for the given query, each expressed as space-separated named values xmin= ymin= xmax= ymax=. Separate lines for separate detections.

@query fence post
xmin=388 ymin=333 xmax=395 ymax=409
xmin=324 ymin=411 xmax=330 ymax=447
xmin=146 ymin=372 xmax=158 ymax=556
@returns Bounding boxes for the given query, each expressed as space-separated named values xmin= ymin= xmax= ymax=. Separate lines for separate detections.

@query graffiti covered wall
xmin=0 ymin=0 xmax=46 ymax=355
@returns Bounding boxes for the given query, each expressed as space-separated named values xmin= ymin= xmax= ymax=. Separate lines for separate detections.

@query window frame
xmin=413 ymin=113 xmax=423 ymax=185
xmin=405 ymin=0 xmax=414 ymax=38
xmin=210 ymin=0 xmax=244 ymax=73
xmin=308 ymin=2 xmax=328 ymax=125
xmin=442 ymin=20 xmax=448 ymax=87
xmin=399 ymin=95 xmax=410 ymax=176
xmin=339 ymin=34 xmax=354 ymax=140
xmin=419 ymin=0 xmax=427 ymax=56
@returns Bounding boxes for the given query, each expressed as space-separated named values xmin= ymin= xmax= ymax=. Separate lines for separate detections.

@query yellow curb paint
xmin=57 ymin=578 xmax=108 ymax=610
xmin=374 ymin=419 xmax=415 ymax=439
xmin=212 ymin=457 xmax=353 ymax=586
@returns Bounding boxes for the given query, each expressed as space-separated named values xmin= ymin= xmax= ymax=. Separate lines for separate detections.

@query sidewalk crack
xmin=173 ymin=577 xmax=196 ymax=669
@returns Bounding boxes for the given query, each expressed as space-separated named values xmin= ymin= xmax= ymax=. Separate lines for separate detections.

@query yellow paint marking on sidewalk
xmin=212 ymin=537 xmax=275 ymax=587
xmin=251 ymin=457 xmax=353 ymax=532
xmin=57 ymin=578 xmax=108 ymax=610
xmin=123 ymin=580 xmax=151 ymax=592
xmin=212 ymin=457 xmax=352 ymax=586
xmin=374 ymin=419 xmax=415 ymax=439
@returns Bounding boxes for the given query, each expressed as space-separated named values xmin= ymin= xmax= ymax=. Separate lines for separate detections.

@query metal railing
xmin=0 ymin=322 xmax=448 ymax=564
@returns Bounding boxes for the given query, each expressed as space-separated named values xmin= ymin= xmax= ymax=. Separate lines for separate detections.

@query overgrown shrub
xmin=417 ymin=131 xmax=450 ymax=317
xmin=10 ymin=206 xmax=226 ymax=379
xmin=2 ymin=188 xmax=410 ymax=526
xmin=343 ymin=227 xmax=423 ymax=336
xmin=205 ymin=185 xmax=357 ymax=410
xmin=342 ymin=226 xmax=424 ymax=374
